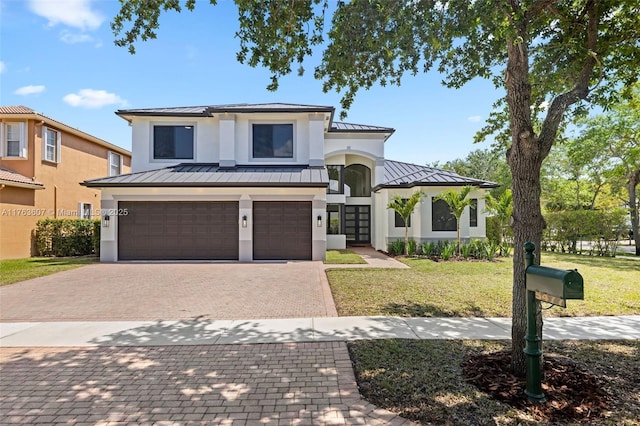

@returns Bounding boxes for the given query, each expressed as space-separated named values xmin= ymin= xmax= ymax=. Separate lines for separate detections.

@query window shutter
xmin=19 ymin=122 xmax=27 ymax=158
xmin=42 ymin=126 xmax=46 ymax=161
xmin=0 ymin=122 xmax=4 ymax=156
xmin=56 ymin=130 xmax=61 ymax=163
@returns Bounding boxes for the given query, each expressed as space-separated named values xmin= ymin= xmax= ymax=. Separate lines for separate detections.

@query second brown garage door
xmin=253 ymin=201 xmax=312 ymax=260
xmin=118 ymin=201 xmax=239 ymax=260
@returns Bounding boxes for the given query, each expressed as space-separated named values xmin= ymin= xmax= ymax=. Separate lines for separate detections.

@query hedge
xmin=35 ymin=218 xmax=101 ymax=257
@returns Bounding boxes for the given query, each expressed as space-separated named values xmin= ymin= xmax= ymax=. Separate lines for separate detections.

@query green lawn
xmin=327 ymin=252 xmax=640 ymax=317
xmin=0 ymin=256 xmax=98 ymax=286
xmin=324 ymin=249 xmax=367 ymax=264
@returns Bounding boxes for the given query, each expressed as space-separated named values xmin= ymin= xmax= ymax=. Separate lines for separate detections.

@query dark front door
xmin=345 ymin=205 xmax=370 ymax=244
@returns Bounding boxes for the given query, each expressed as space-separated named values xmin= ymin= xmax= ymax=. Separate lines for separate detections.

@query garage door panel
xmin=118 ymin=201 xmax=239 ymax=260
xmin=253 ymin=201 xmax=311 ymax=260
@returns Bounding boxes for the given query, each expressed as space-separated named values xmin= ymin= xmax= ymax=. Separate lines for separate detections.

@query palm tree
xmin=434 ymin=185 xmax=474 ymax=255
xmin=484 ymin=189 xmax=514 ymax=246
xmin=387 ymin=190 xmax=425 ymax=255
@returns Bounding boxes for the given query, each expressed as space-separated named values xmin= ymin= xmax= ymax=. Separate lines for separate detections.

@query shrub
xmin=422 ymin=241 xmax=435 ymax=256
xmin=36 ymin=218 xmax=96 ymax=257
xmin=460 ymin=243 xmax=472 ymax=259
xmin=388 ymin=240 xmax=405 ymax=256
xmin=484 ymin=241 xmax=500 ymax=261
xmin=407 ymin=239 xmax=418 ymax=256
xmin=92 ymin=219 xmax=101 ymax=255
xmin=441 ymin=242 xmax=457 ymax=261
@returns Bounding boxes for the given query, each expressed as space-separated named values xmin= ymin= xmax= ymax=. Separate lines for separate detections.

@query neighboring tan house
xmin=0 ymin=106 xmax=131 ymax=259
xmin=84 ymin=103 xmax=497 ymax=262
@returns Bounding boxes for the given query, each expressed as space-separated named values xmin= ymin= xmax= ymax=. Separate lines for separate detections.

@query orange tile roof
xmin=0 ymin=166 xmax=44 ymax=189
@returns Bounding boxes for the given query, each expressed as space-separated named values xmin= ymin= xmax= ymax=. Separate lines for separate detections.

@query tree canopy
xmin=112 ymin=0 xmax=640 ymax=374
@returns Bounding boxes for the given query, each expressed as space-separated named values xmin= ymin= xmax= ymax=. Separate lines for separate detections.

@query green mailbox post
xmin=523 ymin=242 xmax=584 ymax=403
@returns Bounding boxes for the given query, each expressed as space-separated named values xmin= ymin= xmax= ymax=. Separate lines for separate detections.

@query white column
xmin=219 ymin=114 xmax=236 ymax=167
xmin=308 ymin=114 xmax=325 ymax=167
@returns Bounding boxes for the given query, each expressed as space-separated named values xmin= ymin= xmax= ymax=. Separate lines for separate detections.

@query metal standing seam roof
xmin=115 ymin=103 xmax=394 ymax=135
xmin=0 ymin=166 xmax=45 ymax=189
xmin=378 ymin=160 xmax=499 ymax=189
xmin=82 ymin=164 xmax=329 ymax=188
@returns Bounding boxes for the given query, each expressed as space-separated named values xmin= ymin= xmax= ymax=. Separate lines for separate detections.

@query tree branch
xmin=538 ymin=0 xmax=598 ymax=156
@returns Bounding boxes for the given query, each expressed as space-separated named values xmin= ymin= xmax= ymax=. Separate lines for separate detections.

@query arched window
xmin=344 ymin=164 xmax=371 ymax=197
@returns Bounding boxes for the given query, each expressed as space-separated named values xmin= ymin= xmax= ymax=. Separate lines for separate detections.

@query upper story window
xmin=1 ymin=122 xmax=27 ymax=158
xmin=432 ymin=198 xmax=457 ymax=231
xmin=109 ymin=152 xmax=123 ymax=176
xmin=43 ymin=127 xmax=61 ymax=163
xmin=327 ymin=165 xmax=344 ymax=194
xmin=344 ymin=164 xmax=371 ymax=197
xmin=252 ymin=124 xmax=293 ymax=159
xmin=153 ymin=125 xmax=194 ymax=160
xmin=469 ymin=198 xmax=478 ymax=227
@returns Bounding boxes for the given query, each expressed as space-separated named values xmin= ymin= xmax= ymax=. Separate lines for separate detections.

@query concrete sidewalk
xmin=2 ymin=315 xmax=638 ymax=347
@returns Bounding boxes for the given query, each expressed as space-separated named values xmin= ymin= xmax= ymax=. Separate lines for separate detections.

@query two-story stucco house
xmin=83 ymin=103 xmax=497 ymax=262
xmin=0 ymin=106 xmax=132 ymax=259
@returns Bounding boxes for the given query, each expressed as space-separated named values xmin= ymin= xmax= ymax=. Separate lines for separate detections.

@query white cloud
xmin=28 ymin=0 xmax=104 ymax=31
xmin=60 ymin=30 xmax=94 ymax=44
xmin=0 ymin=61 xmax=5 ymax=74
xmin=63 ymin=89 xmax=127 ymax=109
xmin=14 ymin=85 xmax=46 ymax=95
xmin=467 ymin=115 xmax=482 ymax=123
xmin=539 ymin=100 xmax=550 ymax=110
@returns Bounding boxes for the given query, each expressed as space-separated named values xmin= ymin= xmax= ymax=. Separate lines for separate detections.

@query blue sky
xmin=0 ymin=0 xmax=505 ymax=165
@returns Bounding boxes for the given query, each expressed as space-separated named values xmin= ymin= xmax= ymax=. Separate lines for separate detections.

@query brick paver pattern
xmin=0 ymin=263 xmax=333 ymax=322
xmin=0 ymin=342 xmax=413 ymax=425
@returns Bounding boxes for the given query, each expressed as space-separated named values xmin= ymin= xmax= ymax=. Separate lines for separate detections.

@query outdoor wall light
xmin=317 ymin=215 xmax=322 ymax=227
xmin=242 ymin=215 xmax=248 ymax=228
xmin=103 ymin=214 xmax=110 ymax=228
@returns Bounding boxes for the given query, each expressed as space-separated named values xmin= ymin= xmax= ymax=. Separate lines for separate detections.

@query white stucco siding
xmin=234 ymin=114 xmax=312 ymax=165
xmin=324 ymin=134 xmax=385 ymax=160
xmin=130 ymin=117 xmax=219 ymax=172
xmin=375 ymin=186 xmax=491 ymax=249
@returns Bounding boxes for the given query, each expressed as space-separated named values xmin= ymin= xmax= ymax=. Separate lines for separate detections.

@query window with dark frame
xmin=394 ymin=199 xmax=411 ymax=228
xmin=327 ymin=165 xmax=344 ymax=194
xmin=153 ymin=125 xmax=194 ymax=159
xmin=470 ymin=198 xmax=478 ymax=227
xmin=252 ymin=124 xmax=293 ymax=158
xmin=432 ymin=198 xmax=457 ymax=231
xmin=327 ymin=204 xmax=342 ymax=234
xmin=344 ymin=164 xmax=371 ymax=197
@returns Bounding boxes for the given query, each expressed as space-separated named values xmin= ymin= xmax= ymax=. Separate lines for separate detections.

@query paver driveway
xmin=0 ymin=262 xmax=336 ymax=322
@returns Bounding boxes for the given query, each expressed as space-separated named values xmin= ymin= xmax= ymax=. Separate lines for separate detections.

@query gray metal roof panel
xmin=83 ymin=164 xmax=329 ymax=188
xmin=330 ymin=122 xmax=395 ymax=133
xmin=378 ymin=160 xmax=499 ymax=189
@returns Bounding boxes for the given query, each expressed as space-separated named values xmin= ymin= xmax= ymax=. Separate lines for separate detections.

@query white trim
xmin=1 ymin=122 xmax=27 ymax=159
xmin=78 ymin=202 xmax=93 ymax=219
xmin=42 ymin=126 xmax=61 ymax=163
xmin=109 ymin=151 xmax=123 ymax=176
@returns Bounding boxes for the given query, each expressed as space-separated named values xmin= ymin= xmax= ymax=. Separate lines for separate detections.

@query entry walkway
xmin=2 ymin=315 xmax=638 ymax=347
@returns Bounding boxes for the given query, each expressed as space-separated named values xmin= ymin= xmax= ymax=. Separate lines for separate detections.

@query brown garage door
xmin=118 ymin=201 xmax=239 ymax=260
xmin=253 ymin=201 xmax=312 ymax=260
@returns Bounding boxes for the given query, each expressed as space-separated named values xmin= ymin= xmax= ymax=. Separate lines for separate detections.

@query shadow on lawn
xmin=383 ymin=301 xmax=492 ymax=318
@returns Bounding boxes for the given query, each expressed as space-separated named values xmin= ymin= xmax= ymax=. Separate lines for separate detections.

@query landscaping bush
xmin=421 ymin=241 xmax=435 ymax=256
xmin=407 ymin=239 xmax=418 ymax=256
xmin=36 ymin=218 xmax=96 ymax=257
xmin=388 ymin=240 xmax=405 ymax=256
xmin=92 ymin=219 xmax=101 ymax=255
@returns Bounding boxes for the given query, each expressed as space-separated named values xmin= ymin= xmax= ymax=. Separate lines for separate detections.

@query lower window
xmin=432 ymin=198 xmax=456 ymax=231
xmin=327 ymin=204 xmax=342 ymax=234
